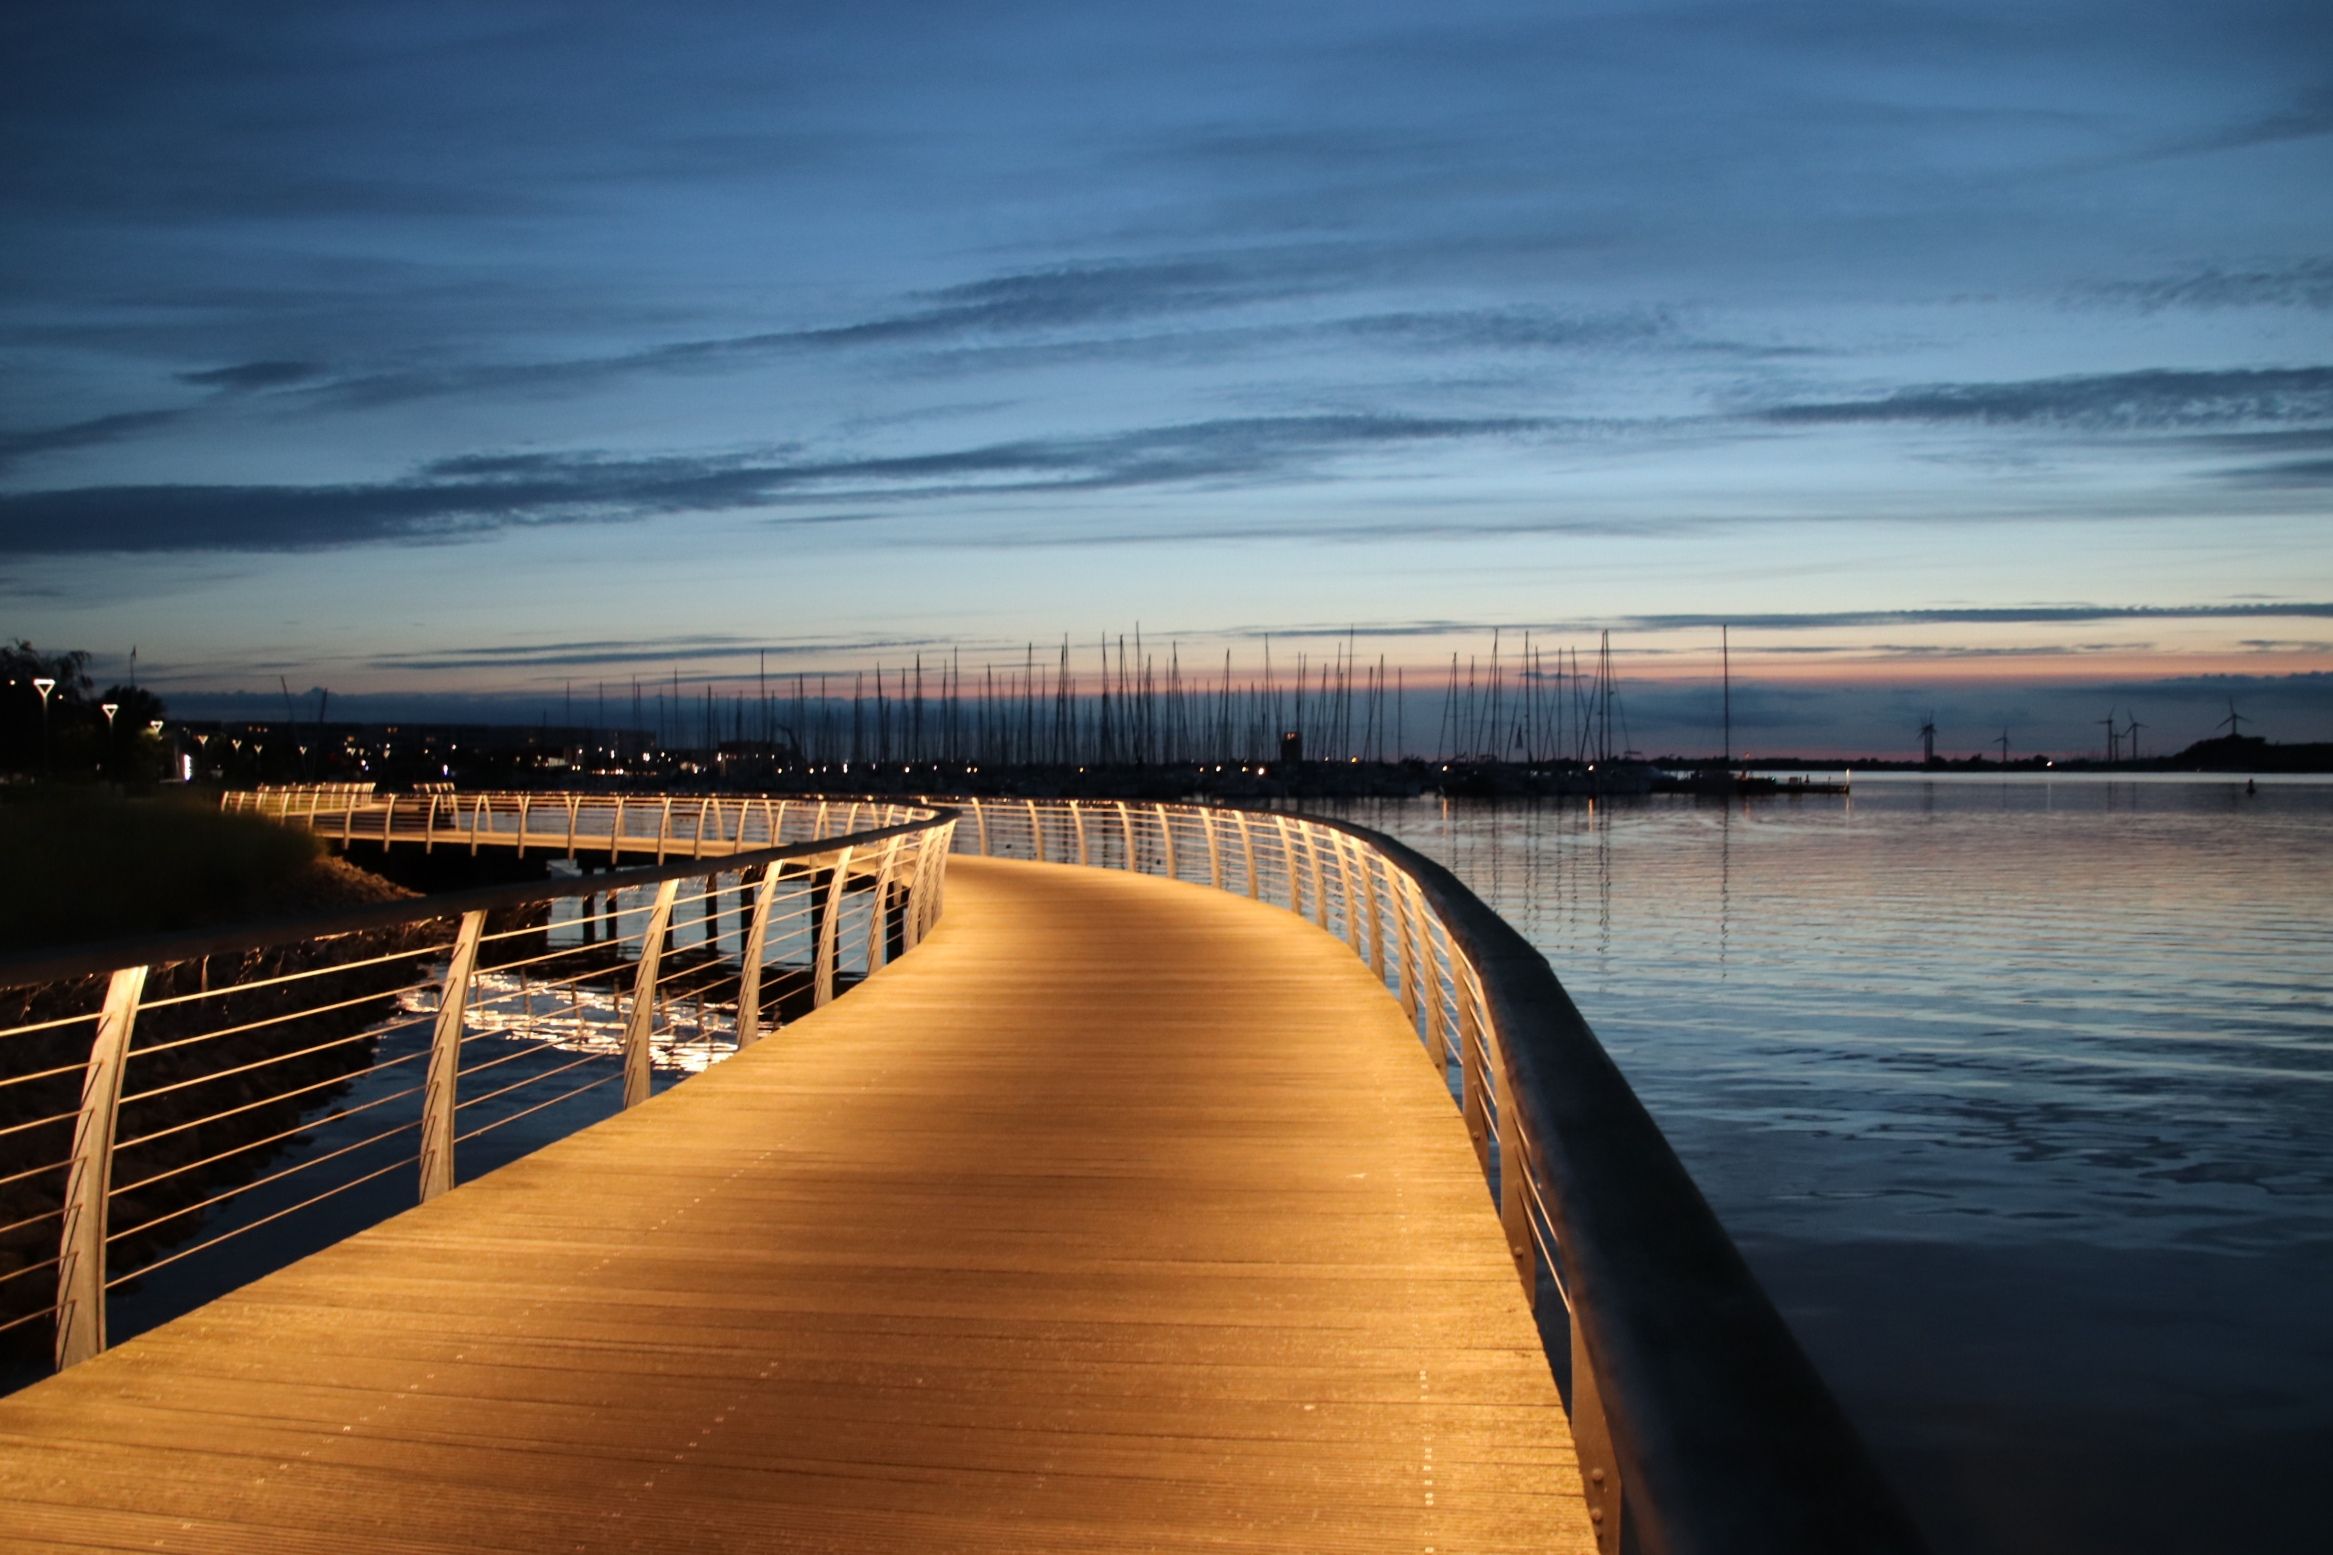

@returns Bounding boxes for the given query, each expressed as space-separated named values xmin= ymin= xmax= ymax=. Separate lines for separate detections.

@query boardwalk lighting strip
xmin=934 ymin=792 xmax=1928 ymax=1555
xmin=0 ymin=795 xmax=955 ymax=1380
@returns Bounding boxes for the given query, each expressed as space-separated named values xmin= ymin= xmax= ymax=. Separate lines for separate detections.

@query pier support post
xmin=54 ymin=965 xmax=147 ymax=1370
xmin=420 ymin=910 xmax=486 ymax=1201
xmin=1154 ymin=803 xmax=1177 ymax=879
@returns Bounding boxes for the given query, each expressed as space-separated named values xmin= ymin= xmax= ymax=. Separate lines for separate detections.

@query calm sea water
xmin=1322 ymin=776 xmax=2333 ymax=1555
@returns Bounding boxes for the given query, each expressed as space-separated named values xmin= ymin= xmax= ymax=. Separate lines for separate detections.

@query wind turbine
xmin=2098 ymin=712 xmax=2119 ymax=764
xmin=2123 ymin=712 xmax=2146 ymax=762
xmin=1996 ymin=729 xmax=2011 ymax=765
xmin=1918 ymin=713 xmax=1937 ymax=765
xmin=2218 ymin=698 xmax=2250 ymax=739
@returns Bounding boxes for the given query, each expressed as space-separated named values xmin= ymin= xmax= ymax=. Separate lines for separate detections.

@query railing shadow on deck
xmin=0 ymin=798 xmax=954 ymax=1391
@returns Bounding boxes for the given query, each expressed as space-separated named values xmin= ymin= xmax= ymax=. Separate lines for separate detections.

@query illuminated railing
xmin=936 ymin=794 xmax=1926 ymax=1555
xmin=0 ymin=801 xmax=954 ymax=1380
xmin=222 ymin=787 xmax=919 ymax=865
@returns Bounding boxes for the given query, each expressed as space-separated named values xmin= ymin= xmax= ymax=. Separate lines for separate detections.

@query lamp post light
xmin=100 ymin=702 xmax=119 ymax=776
xmin=32 ymin=676 xmax=55 ymax=773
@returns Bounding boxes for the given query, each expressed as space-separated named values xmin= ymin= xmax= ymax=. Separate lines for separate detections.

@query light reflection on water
xmin=394 ymin=969 xmax=736 ymax=1075
xmin=1323 ymin=776 xmax=2333 ymax=1555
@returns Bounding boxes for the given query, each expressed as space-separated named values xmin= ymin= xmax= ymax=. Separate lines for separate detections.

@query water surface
xmin=1325 ymin=776 xmax=2333 ymax=1555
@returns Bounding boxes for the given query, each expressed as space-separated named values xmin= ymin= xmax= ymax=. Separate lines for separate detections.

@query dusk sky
xmin=3 ymin=1 xmax=2329 ymax=756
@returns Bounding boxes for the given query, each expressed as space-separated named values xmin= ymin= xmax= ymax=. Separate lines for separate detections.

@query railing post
xmin=972 ymin=797 xmax=989 ymax=856
xmin=1236 ymin=808 xmax=1258 ymax=898
xmin=424 ymin=793 xmax=439 ymax=852
xmin=736 ymin=863 xmax=786 ymax=1047
xmin=900 ymin=844 xmax=925 ymax=952
xmin=622 ymin=879 xmax=681 ymax=1108
xmin=814 ymin=846 xmax=853 ymax=1007
xmin=564 ymin=796 xmax=580 ymax=857
xmin=1272 ymin=815 xmax=1300 ymax=915
xmin=1572 ymin=1323 xmax=1626 ymax=1553
xmin=1420 ymin=892 xmax=1452 ymax=1063
xmin=1154 ymin=803 xmax=1177 ymax=879
xmin=420 ymin=909 xmax=486 ymax=1201
xmin=1204 ymin=806 xmax=1223 ymax=890
xmin=469 ymin=795 xmax=485 ymax=856
xmin=381 ymin=794 xmax=397 ymax=847
xmin=1304 ymin=823 xmax=1329 ymax=930
xmin=865 ymin=835 xmax=903 ymax=970
xmin=1361 ymin=844 xmax=1386 ymax=981
xmin=1325 ymin=829 xmax=1355 ymax=945
xmin=1456 ymin=962 xmax=1490 ymax=1174
xmin=54 ymin=964 xmax=147 ymax=1370
xmin=1028 ymin=798 xmax=1046 ymax=861
xmin=654 ymin=797 xmax=672 ymax=864
xmin=1393 ymin=871 xmax=1422 ymax=1025
xmin=341 ymin=795 xmax=357 ymax=847
xmin=1498 ymin=1071 xmax=1533 ymax=1299
xmin=1073 ymin=803 xmax=1089 ymax=866
xmin=1115 ymin=800 xmax=1136 ymax=871
xmin=610 ymin=796 xmax=626 ymax=862
xmin=695 ymin=798 xmax=712 ymax=858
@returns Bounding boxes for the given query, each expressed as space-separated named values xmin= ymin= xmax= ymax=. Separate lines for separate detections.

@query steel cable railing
xmin=0 ymin=799 xmax=954 ymax=1385
xmin=933 ymin=793 xmax=1926 ymax=1555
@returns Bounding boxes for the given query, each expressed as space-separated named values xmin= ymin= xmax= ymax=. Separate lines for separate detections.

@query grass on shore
xmin=0 ymin=791 xmax=413 ymax=953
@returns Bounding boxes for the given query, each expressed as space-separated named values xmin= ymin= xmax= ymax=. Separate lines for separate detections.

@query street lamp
xmin=32 ymin=676 xmax=55 ymax=773
xmin=100 ymin=702 xmax=119 ymax=776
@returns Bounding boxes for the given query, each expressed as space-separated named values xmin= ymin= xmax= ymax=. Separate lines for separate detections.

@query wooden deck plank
xmin=0 ymin=857 xmax=1594 ymax=1553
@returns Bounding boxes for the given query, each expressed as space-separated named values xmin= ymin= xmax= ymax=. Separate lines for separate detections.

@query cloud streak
xmin=1761 ymin=367 xmax=2333 ymax=432
xmin=0 ymin=413 xmax=1568 ymax=555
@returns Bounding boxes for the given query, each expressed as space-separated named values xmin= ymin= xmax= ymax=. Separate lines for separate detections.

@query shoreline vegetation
xmin=0 ymin=791 xmax=416 ymax=952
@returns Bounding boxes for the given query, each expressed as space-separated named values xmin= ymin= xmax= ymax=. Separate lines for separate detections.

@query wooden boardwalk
xmin=0 ymin=858 xmax=1594 ymax=1553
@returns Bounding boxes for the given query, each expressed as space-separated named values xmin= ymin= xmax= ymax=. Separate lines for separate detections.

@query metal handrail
xmin=0 ymin=800 xmax=957 ymax=1379
xmin=933 ymin=793 xmax=1925 ymax=1555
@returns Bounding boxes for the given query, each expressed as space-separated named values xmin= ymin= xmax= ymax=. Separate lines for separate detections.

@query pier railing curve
xmin=935 ymin=793 xmax=1928 ymax=1555
xmin=0 ymin=798 xmax=956 ymax=1380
